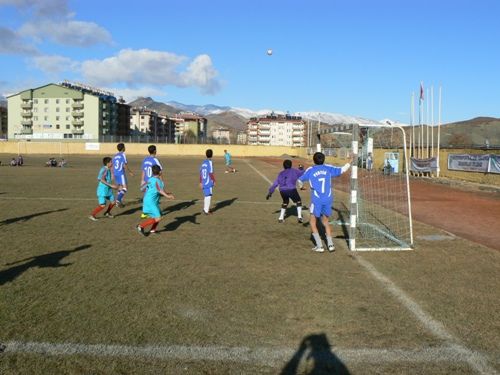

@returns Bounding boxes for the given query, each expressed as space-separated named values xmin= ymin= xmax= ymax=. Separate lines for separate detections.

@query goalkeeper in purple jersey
xmin=298 ymin=152 xmax=351 ymax=253
xmin=266 ymin=160 xmax=305 ymax=223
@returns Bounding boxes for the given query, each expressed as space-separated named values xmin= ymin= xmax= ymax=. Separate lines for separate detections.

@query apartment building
xmin=7 ymin=82 xmax=130 ymax=141
xmin=170 ymin=113 xmax=207 ymax=143
xmin=130 ymin=107 xmax=175 ymax=141
xmin=247 ymin=114 xmax=306 ymax=146
xmin=0 ymin=106 xmax=7 ymax=139
xmin=212 ymin=127 xmax=231 ymax=144
xmin=236 ymin=131 xmax=247 ymax=145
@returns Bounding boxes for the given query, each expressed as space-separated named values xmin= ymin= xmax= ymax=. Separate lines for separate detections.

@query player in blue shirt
xmin=298 ymin=152 xmax=351 ymax=252
xmin=200 ymin=149 xmax=215 ymax=215
xmin=266 ymin=160 xmax=305 ymax=223
xmin=113 ymin=143 xmax=134 ymax=207
xmin=89 ymin=157 xmax=118 ymax=221
xmin=136 ymin=165 xmax=175 ymax=235
xmin=224 ymin=149 xmax=236 ymax=173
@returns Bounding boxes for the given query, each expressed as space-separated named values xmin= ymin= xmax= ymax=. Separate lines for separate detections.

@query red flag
xmin=420 ymin=82 xmax=424 ymax=101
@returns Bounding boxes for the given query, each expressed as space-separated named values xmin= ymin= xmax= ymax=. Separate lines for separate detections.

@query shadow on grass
xmin=117 ymin=204 xmax=143 ymax=217
xmin=212 ymin=197 xmax=238 ymax=212
xmin=0 ymin=208 xmax=68 ymax=226
xmin=162 ymin=213 xmax=201 ymax=232
xmin=163 ymin=199 xmax=199 ymax=215
xmin=0 ymin=244 xmax=91 ymax=286
xmin=281 ymin=333 xmax=350 ymax=375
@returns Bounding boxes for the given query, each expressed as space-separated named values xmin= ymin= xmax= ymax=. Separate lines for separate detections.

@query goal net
xmin=324 ymin=123 xmax=413 ymax=251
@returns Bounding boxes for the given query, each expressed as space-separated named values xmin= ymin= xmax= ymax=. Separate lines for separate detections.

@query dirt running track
xmin=258 ymin=157 xmax=500 ymax=251
xmin=409 ymin=179 xmax=500 ymax=251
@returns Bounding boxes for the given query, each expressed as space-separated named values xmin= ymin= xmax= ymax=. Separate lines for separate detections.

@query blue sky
xmin=1 ymin=0 xmax=499 ymax=123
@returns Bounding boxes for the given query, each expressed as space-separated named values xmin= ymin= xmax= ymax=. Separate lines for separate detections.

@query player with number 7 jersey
xmin=298 ymin=152 xmax=351 ymax=252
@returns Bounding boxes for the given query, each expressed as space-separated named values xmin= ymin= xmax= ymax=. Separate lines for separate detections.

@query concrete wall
xmin=0 ymin=141 xmax=303 ymax=158
xmin=1 ymin=141 xmax=498 ymax=186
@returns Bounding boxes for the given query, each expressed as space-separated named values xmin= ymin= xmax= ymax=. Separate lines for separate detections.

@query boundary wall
xmin=1 ymin=142 xmax=498 ymax=186
xmin=0 ymin=141 xmax=302 ymax=158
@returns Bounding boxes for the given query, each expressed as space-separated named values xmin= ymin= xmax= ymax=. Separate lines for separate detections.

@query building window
xmin=56 ymin=116 xmax=60 ymax=121
xmin=66 ymin=99 xmax=70 ymax=104
xmin=56 ymin=99 xmax=60 ymax=104
xmin=56 ymin=125 xmax=60 ymax=129
xmin=44 ymin=99 xmax=48 ymax=104
xmin=44 ymin=107 xmax=48 ymax=113
xmin=44 ymin=116 xmax=48 ymax=121
xmin=33 ymin=116 xmax=38 ymax=121
xmin=66 ymin=116 xmax=70 ymax=121
xmin=66 ymin=108 xmax=70 ymax=112
xmin=33 ymin=108 xmax=38 ymax=113
xmin=66 ymin=124 xmax=70 ymax=129
xmin=56 ymin=107 xmax=60 ymax=112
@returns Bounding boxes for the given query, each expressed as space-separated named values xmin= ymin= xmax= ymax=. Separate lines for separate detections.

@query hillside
xmin=406 ymin=117 xmax=499 ymax=147
xmin=128 ymin=97 xmax=179 ymax=116
xmin=205 ymin=111 xmax=248 ymax=132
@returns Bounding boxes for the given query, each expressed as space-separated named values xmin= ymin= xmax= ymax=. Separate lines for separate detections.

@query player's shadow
xmin=0 ymin=244 xmax=91 ymax=286
xmin=333 ymin=206 xmax=350 ymax=245
xmin=117 ymin=203 xmax=143 ymax=216
xmin=162 ymin=213 xmax=201 ymax=232
xmin=0 ymin=208 xmax=68 ymax=226
xmin=162 ymin=199 xmax=199 ymax=215
xmin=212 ymin=197 xmax=238 ymax=212
xmin=281 ymin=333 xmax=350 ymax=375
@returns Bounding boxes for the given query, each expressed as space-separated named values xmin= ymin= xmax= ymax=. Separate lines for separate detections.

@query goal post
xmin=324 ymin=123 xmax=414 ymax=251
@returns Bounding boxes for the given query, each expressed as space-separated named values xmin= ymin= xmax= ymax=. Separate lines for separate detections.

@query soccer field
xmin=0 ymin=155 xmax=499 ymax=374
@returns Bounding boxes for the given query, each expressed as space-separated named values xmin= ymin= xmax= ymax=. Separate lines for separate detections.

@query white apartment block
xmin=7 ymin=82 xmax=126 ymax=141
xmin=247 ymin=114 xmax=306 ymax=147
xmin=212 ymin=127 xmax=231 ymax=144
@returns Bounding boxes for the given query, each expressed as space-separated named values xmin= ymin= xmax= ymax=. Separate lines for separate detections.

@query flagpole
xmin=431 ymin=86 xmax=434 ymax=159
xmin=437 ymin=86 xmax=442 ymax=177
xmin=419 ymin=82 xmax=424 ymax=159
xmin=411 ymin=92 xmax=415 ymax=157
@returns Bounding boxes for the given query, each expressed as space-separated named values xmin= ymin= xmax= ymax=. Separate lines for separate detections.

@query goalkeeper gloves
xmin=266 ymin=193 xmax=272 ymax=200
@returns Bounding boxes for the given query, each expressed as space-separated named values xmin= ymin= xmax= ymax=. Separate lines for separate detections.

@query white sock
xmin=204 ymin=196 xmax=211 ymax=212
xmin=313 ymin=233 xmax=323 ymax=248
xmin=297 ymin=205 xmax=302 ymax=219
xmin=279 ymin=208 xmax=286 ymax=220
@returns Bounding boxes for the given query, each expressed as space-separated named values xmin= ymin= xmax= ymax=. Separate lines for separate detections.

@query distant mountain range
xmin=128 ymin=97 xmax=406 ymax=133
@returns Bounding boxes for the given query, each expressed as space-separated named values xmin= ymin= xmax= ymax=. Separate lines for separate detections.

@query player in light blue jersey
xmin=136 ymin=165 xmax=175 ymax=235
xmin=113 ymin=143 xmax=134 ymax=207
xmin=298 ymin=152 xmax=351 ymax=252
xmin=140 ymin=145 xmax=164 ymax=218
xmin=89 ymin=157 xmax=118 ymax=221
xmin=224 ymin=149 xmax=236 ymax=173
xmin=200 ymin=149 xmax=216 ymax=215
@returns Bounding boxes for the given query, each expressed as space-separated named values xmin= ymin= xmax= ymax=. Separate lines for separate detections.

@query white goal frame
xmin=348 ymin=123 xmax=413 ymax=251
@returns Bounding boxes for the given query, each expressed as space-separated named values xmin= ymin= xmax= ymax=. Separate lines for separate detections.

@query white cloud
xmin=30 ymin=54 xmax=80 ymax=74
xmin=80 ymin=49 xmax=222 ymax=95
xmin=180 ymin=55 xmax=221 ymax=94
xmin=20 ymin=19 xmax=112 ymax=47
xmin=1 ymin=0 xmax=112 ymax=48
xmin=0 ymin=26 xmax=38 ymax=55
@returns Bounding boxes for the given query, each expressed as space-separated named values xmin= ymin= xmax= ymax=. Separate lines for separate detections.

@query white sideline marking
xmin=245 ymin=160 xmax=273 ymax=184
xmin=355 ymin=257 xmax=498 ymax=375
xmin=247 ymin=160 xmax=498 ymax=375
xmin=2 ymin=341 xmax=498 ymax=367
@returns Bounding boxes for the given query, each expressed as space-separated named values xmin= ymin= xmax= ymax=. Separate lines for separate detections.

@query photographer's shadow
xmin=281 ymin=333 xmax=350 ymax=375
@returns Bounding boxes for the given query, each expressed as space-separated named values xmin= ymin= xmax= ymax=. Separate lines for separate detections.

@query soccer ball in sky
xmin=267 ymin=49 xmax=273 ymax=56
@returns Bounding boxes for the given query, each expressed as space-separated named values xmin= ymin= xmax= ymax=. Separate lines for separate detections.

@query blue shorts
xmin=309 ymin=197 xmax=332 ymax=218
xmin=115 ymin=173 xmax=127 ymax=186
xmin=203 ymin=186 xmax=213 ymax=197
xmin=98 ymin=194 xmax=115 ymax=206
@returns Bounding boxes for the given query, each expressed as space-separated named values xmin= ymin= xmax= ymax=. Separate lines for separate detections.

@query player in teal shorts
xmin=136 ymin=165 xmax=175 ymax=235
xmin=89 ymin=157 xmax=118 ymax=221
